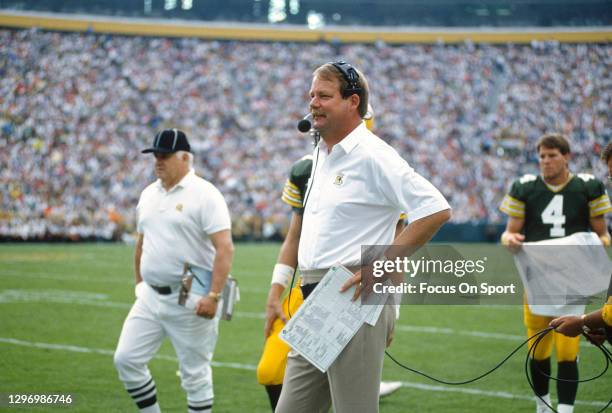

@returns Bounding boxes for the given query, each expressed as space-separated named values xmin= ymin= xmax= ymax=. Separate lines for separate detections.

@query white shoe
xmin=535 ymin=394 xmax=554 ymax=413
xmin=379 ymin=381 xmax=402 ymax=397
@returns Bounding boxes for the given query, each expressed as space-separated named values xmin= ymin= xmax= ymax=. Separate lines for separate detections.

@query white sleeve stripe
xmin=502 ymin=195 xmax=525 ymax=208
xmin=284 ymin=186 xmax=301 ymax=196
xmin=589 ymin=196 xmax=611 ymax=207
xmin=282 ymin=191 xmax=303 ymax=205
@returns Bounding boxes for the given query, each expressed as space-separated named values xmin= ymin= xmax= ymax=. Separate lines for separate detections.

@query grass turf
xmin=0 ymin=243 xmax=609 ymax=412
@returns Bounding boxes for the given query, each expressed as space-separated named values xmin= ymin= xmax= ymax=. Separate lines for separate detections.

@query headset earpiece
xmin=331 ymin=61 xmax=362 ymax=98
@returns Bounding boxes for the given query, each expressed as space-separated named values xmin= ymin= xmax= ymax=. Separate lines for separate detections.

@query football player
xmin=256 ymin=105 xmax=403 ymax=410
xmin=500 ymin=134 xmax=612 ymax=413
xmin=550 ymin=141 xmax=612 ymax=347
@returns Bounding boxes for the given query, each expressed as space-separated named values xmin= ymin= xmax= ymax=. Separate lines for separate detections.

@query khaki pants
xmin=275 ymin=303 xmax=395 ymax=413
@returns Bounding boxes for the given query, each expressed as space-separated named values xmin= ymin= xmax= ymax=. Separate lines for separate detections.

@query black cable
xmin=286 ymin=266 xmax=298 ymax=319
xmin=287 ymin=145 xmax=320 ymax=318
xmin=385 ymin=328 xmax=547 ymax=385
xmin=526 ymin=329 xmax=558 ymax=413
xmin=386 ymin=327 xmax=611 ymax=412
xmin=526 ymin=328 xmax=611 ymax=413
xmin=527 ymin=329 xmax=611 ymax=384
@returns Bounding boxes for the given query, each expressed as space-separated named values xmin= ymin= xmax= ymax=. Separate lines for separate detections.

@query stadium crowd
xmin=0 ymin=28 xmax=610 ymax=241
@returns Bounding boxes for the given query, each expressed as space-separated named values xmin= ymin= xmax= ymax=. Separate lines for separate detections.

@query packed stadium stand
xmin=0 ymin=14 xmax=610 ymax=241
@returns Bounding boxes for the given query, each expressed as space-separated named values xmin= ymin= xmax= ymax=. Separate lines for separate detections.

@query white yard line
xmin=0 ymin=337 xmax=256 ymax=370
xmin=0 ymin=289 xmax=131 ymax=308
xmin=395 ymin=324 xmax=525 ymax=341
xmin=0 ymin=289 xmax=600 ymax=349
xmin=396 ymin=381 xmax=607 ymax=407
xmin=0 ymin=270 xmax=132 ymax=284
xmin=0 ymin=337 xmax=606 ymax=407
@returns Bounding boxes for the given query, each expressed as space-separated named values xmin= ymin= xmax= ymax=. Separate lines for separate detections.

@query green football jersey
xmin=281 ymin=155 xmax=313 ymax=213
xmin=500 ymin=173 xmax=612 ymax=242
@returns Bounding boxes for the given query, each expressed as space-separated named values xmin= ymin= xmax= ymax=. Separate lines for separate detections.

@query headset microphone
xmin=297 ymin=113 xmax=312 ymax=133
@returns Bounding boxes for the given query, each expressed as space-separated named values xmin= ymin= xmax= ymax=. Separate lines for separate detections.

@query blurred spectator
xmin=0 ymin=29 xmax=609 ymax=241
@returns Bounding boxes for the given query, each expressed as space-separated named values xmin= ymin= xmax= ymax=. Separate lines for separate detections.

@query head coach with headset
xmin=275 ymin=62 xmax=451 ymax=412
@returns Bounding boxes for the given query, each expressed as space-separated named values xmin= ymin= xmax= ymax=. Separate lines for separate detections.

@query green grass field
xmin=0 ymin=243 xmax=609 ymax=412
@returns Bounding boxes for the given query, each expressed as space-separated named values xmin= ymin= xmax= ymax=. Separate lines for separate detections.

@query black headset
xmin=331 ymin=61 xmax=362 ymax=98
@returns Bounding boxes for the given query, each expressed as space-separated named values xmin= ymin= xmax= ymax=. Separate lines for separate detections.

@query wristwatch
xmin=581 ymin=314 xmax=590 ymax=333
xmin=208 ymin=291 xmax=222 ymax=302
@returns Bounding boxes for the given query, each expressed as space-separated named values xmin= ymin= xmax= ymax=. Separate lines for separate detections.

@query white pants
xmin=114 ymin=282 xmax=220 ymax=406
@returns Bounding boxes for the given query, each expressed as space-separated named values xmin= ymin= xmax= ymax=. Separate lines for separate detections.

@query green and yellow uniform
xmin=281 ymin=155 xmax=313 ymax=213
xmin=257 ymin=156 xmax=311 ymax=387
xmin=500 ymin=173 xmax=612 ymax=242
xmin=500 ymin=173 xmax=612 ymax=362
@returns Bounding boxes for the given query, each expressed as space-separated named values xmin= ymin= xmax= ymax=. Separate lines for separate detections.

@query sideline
xmin=0 ymin=337 xmax=606 ymax=407
xmin=0 ymin=289 xmax=600 ymax=348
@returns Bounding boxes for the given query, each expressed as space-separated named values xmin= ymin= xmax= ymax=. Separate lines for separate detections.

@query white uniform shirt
xmin=298 ymin=122 xmax=450 ymax=271
xmin=137 ymin=169 xmax=231 ymax=285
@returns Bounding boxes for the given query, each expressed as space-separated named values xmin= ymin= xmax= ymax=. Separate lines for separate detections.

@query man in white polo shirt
xmin=114 ymin=129 xmax=234 ymax=413
xmin=275 ymin=62 xmax=451 ymax=413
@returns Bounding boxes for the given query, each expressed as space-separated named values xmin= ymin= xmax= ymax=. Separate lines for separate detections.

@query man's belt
xmin=300 ymin=266 xmax=360 ymax=285
xmin=149 ymin=284 xmax=172 ymax=295
xmin=301 ymin=282 xmax=318 ymax=300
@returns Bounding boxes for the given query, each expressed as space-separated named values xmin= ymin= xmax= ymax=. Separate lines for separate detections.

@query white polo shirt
xmin=298 ymin=122 xmax=450 ymax=271
xmin=137 ymin=169 xmax=231 ymax=286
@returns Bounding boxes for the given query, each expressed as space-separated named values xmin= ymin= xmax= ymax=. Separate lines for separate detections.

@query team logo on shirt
xmin=333 ymin=173 xmax=345 ymax=186
xmin=176 ymin=203 xmax=183 ymax=212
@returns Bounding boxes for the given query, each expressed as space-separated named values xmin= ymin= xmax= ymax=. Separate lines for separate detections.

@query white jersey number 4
xmin=541 ymin=195 xmax=566 ymax=237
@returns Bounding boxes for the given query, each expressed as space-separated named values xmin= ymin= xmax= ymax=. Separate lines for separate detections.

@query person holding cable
xmin=113 ymin=129 xmax=234 ymax=413
xmin=274 ymin=61 xmax=451 ymax=413
xmin=550 ymin=141 xmax=612 ymax=347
